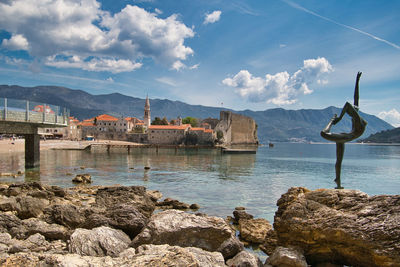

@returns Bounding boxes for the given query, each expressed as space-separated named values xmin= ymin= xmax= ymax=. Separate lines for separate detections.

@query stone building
xmin=214 ymin=111 xmax=258 ymax=145
xmin=148 ymin=124 xmax=191 ymax=145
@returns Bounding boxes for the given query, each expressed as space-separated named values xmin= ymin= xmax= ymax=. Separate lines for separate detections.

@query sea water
xmin=1 ymin=143 xmax=400 ymax=223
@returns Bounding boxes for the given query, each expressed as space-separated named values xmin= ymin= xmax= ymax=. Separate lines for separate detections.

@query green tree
xmin=182 ymin=117 xmax=198 ymax=127
xmin=170 ymin=119 xmax=176 ymax=125
xmin=161 ymin=117 xmax=169 ymax=125
xmin=151 ymin=117 xmax=162 ymax=125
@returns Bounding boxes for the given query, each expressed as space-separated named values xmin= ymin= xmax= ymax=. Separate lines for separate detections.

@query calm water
xmin=1 ymin=143 xmax=400 ymax=223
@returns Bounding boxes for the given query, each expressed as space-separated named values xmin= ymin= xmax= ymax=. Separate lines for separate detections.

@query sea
xmin=1 ymin=142 xmax=400 ymax=223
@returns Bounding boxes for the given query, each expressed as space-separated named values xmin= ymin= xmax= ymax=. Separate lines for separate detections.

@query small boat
xmin=222 ymin=148 xmax=256 ymax=154
xmin=269 ymin=143 xmax=274 ymax=148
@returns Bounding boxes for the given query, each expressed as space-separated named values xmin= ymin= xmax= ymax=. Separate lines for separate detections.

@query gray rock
xmin=266 ymin=246 xmax=307 ymax=267
xmin=15 ymin=196 xmax=49 ymax=219
xmin=132 ymin=209 xmax=243 ymax=259
xmin=105 ymin=204 xmax=148 ymax=238
xmin=44 ymin=204 xmax=86 ymax=229
xmin=156 ymin=197 xmax=190 ymax=209
xmin=0 ymin=213 xmax=23 ymax=237
xmin=69 ymin=226 xmax=131 ymax=257
xmin=274 ymin=187 xmax=400 ymax=267
xmin=226 ymin=250 xmax=263 ymax=267
xmin=22 ymin=218 xmax=70 ymax=240
xmin=95 ymin=186 xmax=155 ymax=218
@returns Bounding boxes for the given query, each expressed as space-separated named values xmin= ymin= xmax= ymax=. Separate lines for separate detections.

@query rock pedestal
xmin=274 ymin=187 xmax=400 ymax=267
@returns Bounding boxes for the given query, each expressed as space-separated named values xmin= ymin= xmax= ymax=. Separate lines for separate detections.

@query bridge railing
xmin=0 ymin=98 xmax=69 ymax=126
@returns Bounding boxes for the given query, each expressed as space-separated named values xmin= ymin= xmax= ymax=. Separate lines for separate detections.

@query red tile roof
xmin=96 ymin=114 xmax=118 ymax=121
xmin=149 ymin=124 xmax=190 ymax=130
xmin=79 ymin=121 xmax=95 ymax=126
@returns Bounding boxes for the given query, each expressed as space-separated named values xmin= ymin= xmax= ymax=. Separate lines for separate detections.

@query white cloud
xmin=378 ymin=109 xmax=400 ymax=127
xmin=0 ymin=0 xmax=194 ymax=72
xmin=279 ymin=44 xmax=287 ymax=48
xmin=154 ymin=8 xmax=162 ymax=14
xmin=106 ymin=77 xmax=114 ymax=82
xmin=189 ymin=63 xmax=199 ymax=70
xmin=1 ymin=34 xmax=29 ymax=50
xmin=45 ymin=55 xmax=142 ymax=73
xmin=222 ymin=57 xmax=333 ymax=105
xmin=156 ymin=76 xmax=178 ymax=87
xmin=204 ymin=10 xmax=221 ymax=24
xmin=171 ymin=60 xmax=185 ymax=71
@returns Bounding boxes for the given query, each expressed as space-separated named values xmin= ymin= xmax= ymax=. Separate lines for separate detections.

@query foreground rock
xmin=69 ymin=226 xmax=130 ymax=257
xmin=1 ymin=244 xmax=226 ymax=267
xmin=266 ymin=246 xmax=307 ymax=267
xmin=226 ymin=250 xmax=263 ymax=267
xmin=239 ymin=218 xmax=272 ymax=244
xmin=274 ymin=187 xmax=400 ymax=267
xmin=132 ymin=209 xmax=243 ymax=259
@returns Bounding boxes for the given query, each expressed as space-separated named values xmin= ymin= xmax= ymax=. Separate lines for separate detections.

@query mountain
xmin=360 ymin=127 xmax=400 ymax=143
xmin=0 ymin=85 xmax=394 ymax=143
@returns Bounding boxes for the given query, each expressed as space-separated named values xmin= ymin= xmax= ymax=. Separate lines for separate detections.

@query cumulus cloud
xmin=222 ymin=57 xmax=333 ymax=105
xmin=171 ymin=60 xmax=186 ymax=71
xmin=378 ymin=109 xmax=400 ymax=127
xmin=1 ymin=34 xmax=29 ymax=50
xmin=0 ymin=0 xmax=194 ymax=73
xmin=204 ymin=10 xmax=221 ymax=24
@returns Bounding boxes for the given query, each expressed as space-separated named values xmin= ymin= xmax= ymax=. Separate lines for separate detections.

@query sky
xmin=0 ymin=0 xmax=399 ymax=126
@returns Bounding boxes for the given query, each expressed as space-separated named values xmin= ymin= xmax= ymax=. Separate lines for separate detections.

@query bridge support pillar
xmin=25 ymin=134 xmax=40 ymax=168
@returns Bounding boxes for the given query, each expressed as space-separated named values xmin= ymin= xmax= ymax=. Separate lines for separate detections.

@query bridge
xmin=0 ymin=97 xmax=69 ymax=168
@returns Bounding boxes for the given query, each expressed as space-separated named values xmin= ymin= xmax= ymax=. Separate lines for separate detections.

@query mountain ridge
xmin=0 ymin=85 xmax=393 ymax=143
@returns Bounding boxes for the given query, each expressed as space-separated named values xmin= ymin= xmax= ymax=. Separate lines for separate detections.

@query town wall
xmin=215 ymin=111 xmax=258 ymax=145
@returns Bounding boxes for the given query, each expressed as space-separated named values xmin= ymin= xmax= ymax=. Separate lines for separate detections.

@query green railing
xmin=0 ymin=98 xmax=69 ymax=126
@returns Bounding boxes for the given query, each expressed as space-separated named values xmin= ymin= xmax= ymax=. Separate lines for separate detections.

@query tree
xmin=182 ymin=117 xmax=198 ymax=127
xmin=93 ymin=117 xmax=97 ymax=125
xmin=151 ymin=117 xmax=162 ymax=125
xmin=170 ymin=119 xmax=176 ymax=125
xmin=161 ymin=117 xmax=169 ymax=125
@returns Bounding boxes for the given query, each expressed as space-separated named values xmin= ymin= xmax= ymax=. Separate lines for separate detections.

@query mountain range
xmin=361 ymin=127 xmax=400 ymax=143
xmin=0 ymin=85 xmax=394 ymax=143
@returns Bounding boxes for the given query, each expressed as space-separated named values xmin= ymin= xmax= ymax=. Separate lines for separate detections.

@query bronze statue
xmin=320 ymin=72 xmax=367 ymax=189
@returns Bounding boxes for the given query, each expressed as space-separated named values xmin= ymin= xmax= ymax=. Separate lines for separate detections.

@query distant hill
xmin=0 ymin=85 xmax=394 ymax=143
xmin=360 ymin=127 xmax=400 ymax=143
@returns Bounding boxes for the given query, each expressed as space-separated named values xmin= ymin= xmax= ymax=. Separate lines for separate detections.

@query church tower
xmin=144 ymin=95 xmax=151 ymax=128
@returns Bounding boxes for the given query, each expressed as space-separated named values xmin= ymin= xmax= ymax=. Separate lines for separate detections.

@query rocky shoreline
xmin=0 ymin=182 xmax=399 ymax=266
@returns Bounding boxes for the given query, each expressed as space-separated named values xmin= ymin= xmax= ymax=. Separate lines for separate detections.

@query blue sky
xmin=0 ymin=0 xmax=399 ymax=126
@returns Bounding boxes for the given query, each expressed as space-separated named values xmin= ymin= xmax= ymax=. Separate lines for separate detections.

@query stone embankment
xmin=1 ymin=182 xmax=399 ymax=267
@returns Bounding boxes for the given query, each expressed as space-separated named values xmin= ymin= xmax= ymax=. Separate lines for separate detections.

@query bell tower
xmin=144 ymin=95 xmax=151 ymax=128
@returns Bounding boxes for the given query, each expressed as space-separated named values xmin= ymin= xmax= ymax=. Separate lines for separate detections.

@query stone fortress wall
xmin=215 ymin=111 xmax=258 ymax=145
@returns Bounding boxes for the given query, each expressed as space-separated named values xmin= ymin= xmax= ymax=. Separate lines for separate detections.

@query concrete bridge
xmin=0 ymin=98 xmax=69 ymax=168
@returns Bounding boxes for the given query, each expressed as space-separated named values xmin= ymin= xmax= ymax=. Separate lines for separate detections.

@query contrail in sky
xmin=283 ymin=0 xmax=400 ymax=50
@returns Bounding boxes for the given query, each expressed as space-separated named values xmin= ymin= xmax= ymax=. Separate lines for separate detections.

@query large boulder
xmin=69 ymin=226 xmax=131 ymax=257
xmin=44 ymin=204 xmax=86 ymax=229
xmin=274 ymin=187 xmax=400 ymax=267
xmin=131 ymin=210 xmax=243 ymax=259
xmin=22 ymin=218 xmax=70 ymax=241
xmin=95 ymin=186 xmax=155 ymax=217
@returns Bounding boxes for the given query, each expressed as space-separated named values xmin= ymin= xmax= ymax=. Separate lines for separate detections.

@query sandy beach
xmin=0 ymin=139 xmax=144 ymax=153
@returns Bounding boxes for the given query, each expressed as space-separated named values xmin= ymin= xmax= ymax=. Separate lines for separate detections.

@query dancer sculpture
xmin=320 ymin=72 xmax=367 ymax=189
